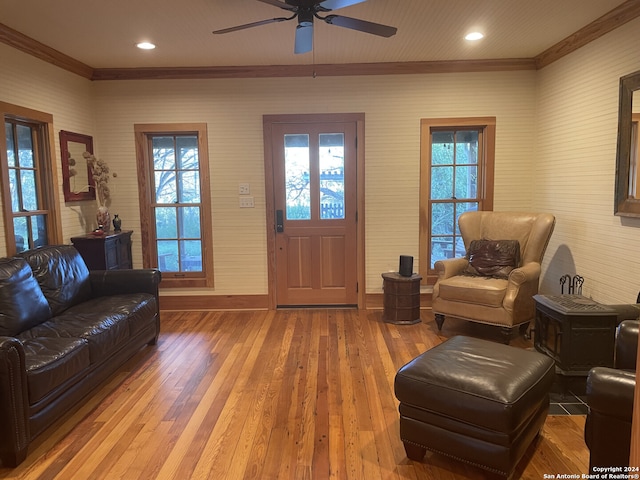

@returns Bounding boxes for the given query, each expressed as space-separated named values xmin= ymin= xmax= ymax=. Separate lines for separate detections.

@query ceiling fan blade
xmin=294 ymin=23 xmax=313 ymax=54
xmin=213 ymin=17 xmax=292 ymax=34
xmin=256 ymin=0 xmax=297 ymax=11
xmin=324 ymin=14 xmax=397 ymax=37
xmin=318 ymin=0 xmax=367 ymax=11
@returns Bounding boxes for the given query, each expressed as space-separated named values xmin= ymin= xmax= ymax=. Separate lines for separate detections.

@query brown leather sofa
xmin=0 ymin=245 xmax=161 ymax=467
xmin=584 ymin=319 xmax=638 ymax=473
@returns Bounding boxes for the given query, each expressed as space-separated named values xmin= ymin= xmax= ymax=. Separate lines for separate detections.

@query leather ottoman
xmin=394 ymin=335 xmax=555 ymax=477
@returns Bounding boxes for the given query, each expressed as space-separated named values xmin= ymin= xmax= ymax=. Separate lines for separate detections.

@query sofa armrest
xmin=586 ymin=367 xmax=635 ymax=420
xmin=615 ymin=319 xmax=638 ymax=370
xmin=0 ymin=337 xmax=29 ymax=467
xmin=89 ymin=269 xmax=161 ymax=298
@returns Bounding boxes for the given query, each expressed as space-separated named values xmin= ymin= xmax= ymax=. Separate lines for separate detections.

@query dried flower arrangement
xmin=84 ymin=152 xmax=117 ymax=207
xmin=67 ymin=152 xmax=117 ymax=207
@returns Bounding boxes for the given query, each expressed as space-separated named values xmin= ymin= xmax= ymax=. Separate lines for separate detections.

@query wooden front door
xmin=268 ymin=119 xmax=358 ymax=307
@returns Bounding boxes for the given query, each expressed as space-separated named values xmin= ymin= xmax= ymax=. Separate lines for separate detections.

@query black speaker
xmin=399 ymin=255 xmax=413 ymax=277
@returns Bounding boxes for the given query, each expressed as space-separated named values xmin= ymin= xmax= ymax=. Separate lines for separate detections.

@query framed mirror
xmin=60 ymin=130 xmax=95 ymax=202
xmin=614 ymin=70 xmax=640 ymax=217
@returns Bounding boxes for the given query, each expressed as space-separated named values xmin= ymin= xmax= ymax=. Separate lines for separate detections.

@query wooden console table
xmin=381 ymin=272 xmax=422 ymax=324
xmin=71 ymin=230 xmax=133 ymax=270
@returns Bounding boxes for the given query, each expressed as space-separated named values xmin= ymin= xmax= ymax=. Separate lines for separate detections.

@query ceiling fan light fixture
xmin=464 ymin=32 xmax=484 ymax=41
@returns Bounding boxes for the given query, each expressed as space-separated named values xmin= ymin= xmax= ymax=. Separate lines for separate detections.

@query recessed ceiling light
xmin=136 ymin=42 xmax=156 ymax=50
xmin=465 ymin=32 xmax=484 ymax=41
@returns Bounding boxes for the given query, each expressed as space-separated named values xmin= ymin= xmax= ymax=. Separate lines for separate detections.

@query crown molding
xmin=90 ymin=58 xmax=536 ymax=81
xmin=534 ymin=0 xmax=640 ymax=68
xmin=0 ymin=23 xmax=93 ymax=79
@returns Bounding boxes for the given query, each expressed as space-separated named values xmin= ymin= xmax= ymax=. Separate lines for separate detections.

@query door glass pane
xmin=13 ymin=217 xmax=28 ymax=252
xmin=284 ymin=134 xmax=310 ymax=220
xmin=17 ymin=124 xmax=34 ymax=168
xmin=319 ymin=133 xmax=345 ymax=220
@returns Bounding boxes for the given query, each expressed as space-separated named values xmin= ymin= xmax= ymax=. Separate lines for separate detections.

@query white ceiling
xmin=0 ymin=0 xmax=629 ymax=69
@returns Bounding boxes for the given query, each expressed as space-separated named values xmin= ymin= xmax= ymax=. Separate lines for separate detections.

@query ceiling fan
xmin=212 ymin=0 xmax=397 ymax=54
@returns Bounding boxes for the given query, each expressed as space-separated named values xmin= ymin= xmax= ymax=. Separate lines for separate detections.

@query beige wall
xmin=92 ymin=71 xmax=536 ymax=296
xmin=535 ymin=17 xmax=640 ymax=304
xmin=1 ymin=17 xmax=639 ymax=301
xmin=0 ymin=44 xmax=97 ymax=253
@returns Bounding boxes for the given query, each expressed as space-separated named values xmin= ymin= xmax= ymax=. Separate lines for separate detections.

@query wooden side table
xmin=71 ymin=230 xmax=133 ymax=270
xmin=382 ymin=272 xmax=422 ymax=324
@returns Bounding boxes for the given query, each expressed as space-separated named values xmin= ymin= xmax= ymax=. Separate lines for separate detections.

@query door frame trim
xmin=263 ymin=113 xmax=366 ymax=309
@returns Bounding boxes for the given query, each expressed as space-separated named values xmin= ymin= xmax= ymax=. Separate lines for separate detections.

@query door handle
xmin=276 ymin=210 xmax=284 ymax=233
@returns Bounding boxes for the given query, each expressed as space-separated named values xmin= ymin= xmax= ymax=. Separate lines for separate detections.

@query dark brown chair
xmin=584 ymin=319 xmax=638 ymax=473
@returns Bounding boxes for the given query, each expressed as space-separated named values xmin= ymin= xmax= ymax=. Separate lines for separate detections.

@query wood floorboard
xmin=0 ymin=309 xmax=589 ymax=479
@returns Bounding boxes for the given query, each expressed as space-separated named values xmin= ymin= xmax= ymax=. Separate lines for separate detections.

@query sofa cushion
xmin=0 ymin=257 xmax=51 ymax=336
xmin=21 ymin=337 xmax=90 ymax=404
xmin=18 ymin=245 xmax=91 ymax=316
xmin=464 ymin=239 xmax=520 ymax=279
xmin=19 ymin=301 xmax=130 ymax=364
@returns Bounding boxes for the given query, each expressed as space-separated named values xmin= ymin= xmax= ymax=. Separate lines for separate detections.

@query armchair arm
xmin=615 ymin=319 xmax=638 ymax=371
xmin=434 ymin=257 xmax=468 ymax=280
xmin=586 ymin=367 xmax=635 ymax=420
xmin=507 ymin=262 xmax=541 ymax=287
xmin=0 ymin=336 xmax=29 ymax=467
xmin=584 ymin=366 xmax=635 ymax=471
xmin=503 ymin=262 xmax=541 ymax=316
xmin=89 ymin=269 xmax=161 ymax=298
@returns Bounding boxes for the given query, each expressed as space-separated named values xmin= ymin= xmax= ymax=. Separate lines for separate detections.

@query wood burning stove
xmin=533 ymin=295 xmax=617 ymax=377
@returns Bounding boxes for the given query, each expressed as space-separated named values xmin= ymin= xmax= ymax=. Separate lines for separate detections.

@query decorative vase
xmin=96 ymin=206 xmax=111 ymax=232
xmin=112 ymin=214 xmax=122 ymax=232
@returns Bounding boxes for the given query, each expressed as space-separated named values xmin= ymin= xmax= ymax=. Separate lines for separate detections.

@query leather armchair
xmin=432 ymin=211 xmax=555 ymax=342
xmin=585 ymin=319 xmax=638 ymax=473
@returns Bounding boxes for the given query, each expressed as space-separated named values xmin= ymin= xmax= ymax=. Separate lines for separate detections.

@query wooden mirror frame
xmin=614 ymin=70 xmax=640 ymax=217
xmin=60 ymin=130 xmax=95 ymax=202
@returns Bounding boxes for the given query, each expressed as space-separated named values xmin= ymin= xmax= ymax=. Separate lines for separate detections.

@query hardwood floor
xmin=0 ymin=309 xmax=589 ymax=479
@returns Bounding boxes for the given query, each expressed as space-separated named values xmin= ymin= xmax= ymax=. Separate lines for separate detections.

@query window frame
xmin=0 ymin=102 xmax=62 ymax=255
xmin=419 ymin=117 xmax=496 ymax=285
xmin=134 ymin=123 xmax=213 ymax=288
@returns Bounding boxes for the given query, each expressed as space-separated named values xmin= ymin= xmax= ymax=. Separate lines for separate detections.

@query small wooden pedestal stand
xmin=382 ymin=272 xmax=422 ymax=325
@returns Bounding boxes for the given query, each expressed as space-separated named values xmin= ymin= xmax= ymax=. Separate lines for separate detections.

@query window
xmin=419 ymin=117 xmax=495 ymax=283
xmin=0 ymin=102 xmax=61 ymax=255
xmin=134 ymin=123 xmax=213 ymax=288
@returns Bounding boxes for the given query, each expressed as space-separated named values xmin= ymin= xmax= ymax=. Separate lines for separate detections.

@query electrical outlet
xmin=239 ymin=183 xmax=250 ymax=195
xmin=239 ymin=196 xmax=255 ymax=208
